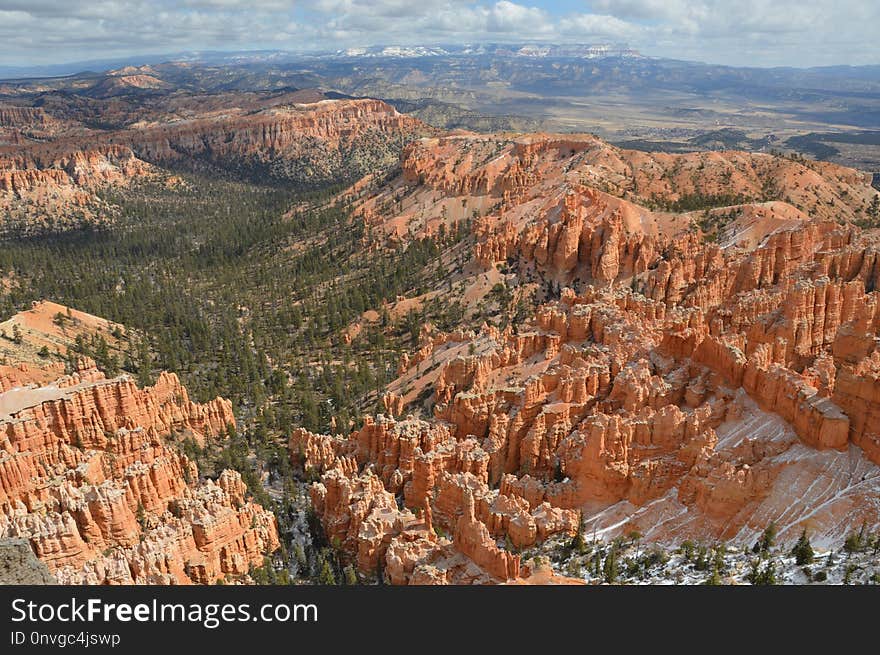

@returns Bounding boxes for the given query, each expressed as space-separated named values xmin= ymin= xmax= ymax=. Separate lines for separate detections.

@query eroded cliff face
xmin=395 ymin=133 xmax=874 ymax=222
xmin=292 ymin=415 xmax=577 ymax=583
xmin=0 ymin=97 xmax=429 ymax=234
xmin=0 ymin=300 xmax=131 ymax=395
xmin=128 ymin=98 xmax=429 ymax=185
xmin=307 ymin=132 xmax=880 ymax=583
xmin=356 ymin=133 xmax=877 ymax=269
xmin=0 ymin=305 xmax=279 ymax=584
xmin=0 ymin=145 xmax=154 ymax=234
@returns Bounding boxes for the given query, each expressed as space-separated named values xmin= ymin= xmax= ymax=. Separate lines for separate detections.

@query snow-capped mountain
xmin=336 ymin=46 xmax=452 ymax=58
xmin=331 ymin=43 xmax=642 ymax=59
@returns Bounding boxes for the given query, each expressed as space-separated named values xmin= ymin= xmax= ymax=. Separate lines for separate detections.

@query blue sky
xmin=0 ymin=1 xmax=877 ymax=68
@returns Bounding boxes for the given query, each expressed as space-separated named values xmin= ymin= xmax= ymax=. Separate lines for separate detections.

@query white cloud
xmin=591 ymin=0 xmax=693 ymax=22
xmin=560 ymin=13 xmax=639 ymax=41
xmin=485 ymin=1 xmax=550 ymax=33
xmin=0 ymin=0 xmax=877 ymax=67
xmin=589 ymin=0 xmax=876 ymax=65
xmin=318 ymin=1 xmax=554 ymax=39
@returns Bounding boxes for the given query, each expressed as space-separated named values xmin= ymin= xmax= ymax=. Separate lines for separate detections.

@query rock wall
xmin=0 ymin=348 xmax=278 ymax=584
xmin=1 ymin=98 xmax=429 ymax=233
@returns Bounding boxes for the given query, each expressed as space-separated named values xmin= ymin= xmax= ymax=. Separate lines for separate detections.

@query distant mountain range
xmin=0 ymin=43 xmax=647 ymax=79
xmin=2 ymin=44 xmax=880 ymax=169
xmin=334 ymin=43 xmax=642 ymax=59
xmin=13 ymin=42 xmax=880 ymax=81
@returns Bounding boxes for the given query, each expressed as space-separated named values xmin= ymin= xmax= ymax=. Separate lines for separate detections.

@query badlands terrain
xmin=0 ymin=302 xmax=278 ymax=584
xmin=1 ymin=66 xmax=880 ymax=584
xmin=293 ymin=130 xmax=880 ymax=583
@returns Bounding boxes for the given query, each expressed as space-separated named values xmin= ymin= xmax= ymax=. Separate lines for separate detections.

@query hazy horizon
xmin=0 ymin=1 xmax=877 ymax=70
xmin=4 ymin=44 xmax=880 ymax=80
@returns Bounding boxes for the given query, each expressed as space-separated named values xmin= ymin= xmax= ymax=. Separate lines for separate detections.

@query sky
xmin=0 ymin=1 xmax=877 ymax=69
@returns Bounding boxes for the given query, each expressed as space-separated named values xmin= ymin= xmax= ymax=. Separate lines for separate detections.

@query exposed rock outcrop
xmin=0 ymin=146 xmax=153 ymax=234
xmin=0 ymin=305 xmax=279 ymax=584
xmin=292 ymin=414 xmax=578 ymax=583
xmin=337 ymin=131 xmax=880 ymax=568
xmin=1 ymin=98 xmax=429 ymax=234
xmin=0 ymin=537 xmax=56 ymax=584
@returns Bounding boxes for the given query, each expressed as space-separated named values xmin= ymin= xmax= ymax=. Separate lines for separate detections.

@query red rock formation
xmin=0 ymin=145 xmax=152 ymax=233
xmin=309 ymin=468 xmax=408 ymax=573
xmin=1 ymin=98 xmax=429 ymax=233
xmin=0 ymin=362 xmax=66 ymax=394
xmin=833 ymin=354 xmax=880 ymax=463
xmin=453 ymin=490 xmax=520 ymax=581
xmin=296 ymin=413 xmax=577 ymax=582
xmin=342 ymin=132 xmax=880 ymax=560
xmin=130 ymin=99 xmax=425 ymax=173
xmin=742 ymin=352 xmax=850 ymax=450
xmin=367 ymin=132 xmax=877 ymax=263
xmin=0 ymin=307 xmax=278 ymax=584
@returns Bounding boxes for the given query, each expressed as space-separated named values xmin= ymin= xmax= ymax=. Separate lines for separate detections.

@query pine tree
xmin=569 ymin=513 xmax=587 ymax=554
xmin=318 ymin=558 xmax=336 ymax=585
xmin=712 ymin=544 xmax=726 ymax=575
xmin=791 ymin=529 xmax=814 ymax=565
xmin=844 ymin=523 xmax=867 ymax=554
xmin=753 ymin=522 xmax=777 ymax=555
xmin=602 ymin=547 xmax=618 ymax=584
xmin=747 ymin=559 xmax=776 ymax=585
xmin=760 ymin=561 xmax=777 ymax=585
xmin=681 ymin=540 xmax=695 ymax=561
xmin=704 ymin=567 xmax=722 ymax=586
xmin=747 ymin=559 xmax=760 ymax=583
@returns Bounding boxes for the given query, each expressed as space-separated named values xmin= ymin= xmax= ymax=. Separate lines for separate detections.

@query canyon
xmin=2 ymin=85 xmax=880 ymax=584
